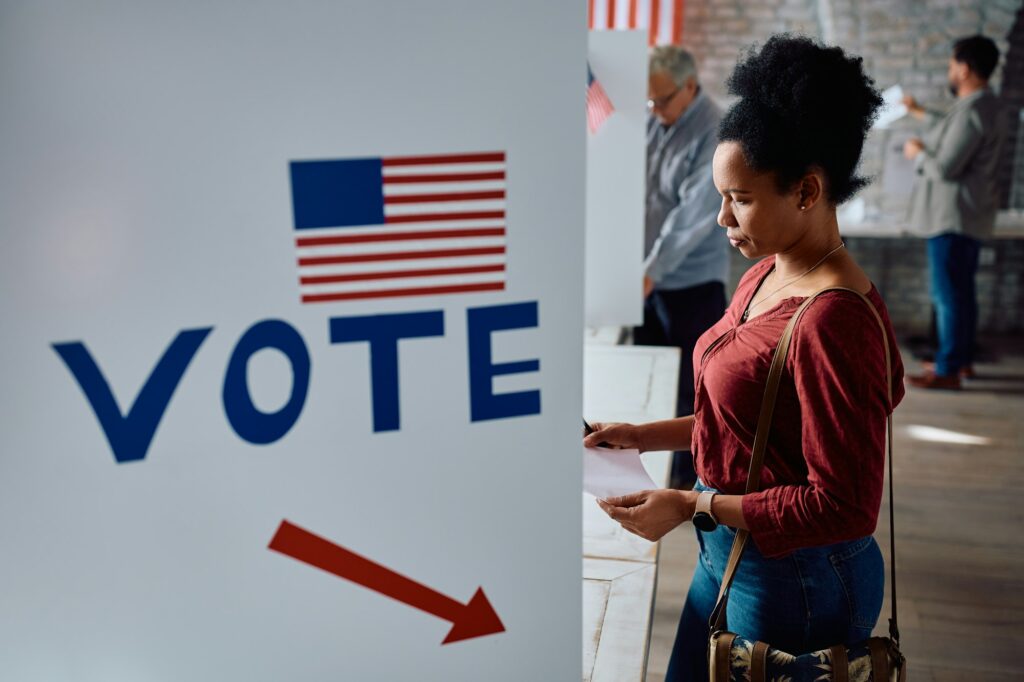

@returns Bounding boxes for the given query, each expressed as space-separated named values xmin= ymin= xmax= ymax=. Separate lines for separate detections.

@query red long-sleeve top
xmin=692 ymin=257 xmax=905 ymax=558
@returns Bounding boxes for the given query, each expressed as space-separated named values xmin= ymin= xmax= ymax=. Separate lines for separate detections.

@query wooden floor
xmin=645 ymin=342 xmax=1024 ymax=681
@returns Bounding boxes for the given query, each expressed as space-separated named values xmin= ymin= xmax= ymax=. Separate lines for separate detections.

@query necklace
xmin=742 ymin=242 xmax=846 ymax=321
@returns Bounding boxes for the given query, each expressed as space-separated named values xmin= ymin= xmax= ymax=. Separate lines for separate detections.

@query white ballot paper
xmin=583 ymin=446 xmax=659 ymax=499
xmin=873 ymin=85 xmax=908 ymax=130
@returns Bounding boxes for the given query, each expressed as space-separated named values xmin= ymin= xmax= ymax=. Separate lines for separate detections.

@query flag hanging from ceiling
xmin=586 ymin=64 xmax=615 ymax=134
xmin=588 ymin=0 xmax=685 ymax=47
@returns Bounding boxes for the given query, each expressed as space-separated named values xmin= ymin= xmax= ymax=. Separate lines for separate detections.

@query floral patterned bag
xmin=706 ymin=289 xmax=907 ymax=682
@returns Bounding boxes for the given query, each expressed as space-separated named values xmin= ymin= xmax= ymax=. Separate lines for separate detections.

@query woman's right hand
xmin=583 ymin=422 xmax=646 ymax=452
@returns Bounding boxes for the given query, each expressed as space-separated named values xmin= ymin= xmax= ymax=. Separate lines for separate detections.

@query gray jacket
xmin=908 ymin=88 xmax=1006 ymax=239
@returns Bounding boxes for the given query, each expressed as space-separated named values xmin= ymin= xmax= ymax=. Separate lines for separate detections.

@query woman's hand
xmin=583 ymin=422 xmax=646 ymax=451
xmin=596 ymin=489 xmax=695 ymax=542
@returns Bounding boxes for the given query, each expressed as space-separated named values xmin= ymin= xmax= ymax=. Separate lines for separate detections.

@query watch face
xmin=692 ymin=512 xmax=717 ymax=532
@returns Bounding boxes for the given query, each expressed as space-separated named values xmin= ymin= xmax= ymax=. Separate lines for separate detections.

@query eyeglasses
xmin=647 ymin=86 xmax=682 ymax=110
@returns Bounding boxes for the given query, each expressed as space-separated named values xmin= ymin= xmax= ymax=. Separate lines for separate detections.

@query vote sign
xmin=0 ymin=3 xmax=584 ymax=680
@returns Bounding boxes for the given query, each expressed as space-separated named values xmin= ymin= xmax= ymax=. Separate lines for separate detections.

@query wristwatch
xmin=692 ymin=490 xmax=719 ymax=532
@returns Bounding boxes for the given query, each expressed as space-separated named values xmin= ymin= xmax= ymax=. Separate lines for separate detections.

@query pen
xmin=583 ymin=418 xmax=612 ymax=448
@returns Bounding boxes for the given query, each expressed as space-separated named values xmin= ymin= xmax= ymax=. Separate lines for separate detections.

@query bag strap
xmin=707 ymin=287 xmax=900 ymax=646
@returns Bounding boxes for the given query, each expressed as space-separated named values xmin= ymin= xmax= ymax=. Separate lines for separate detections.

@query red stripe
xmin=299 ymin=246 xmax=505 ymax=266
xmin=382 ymin=152 xmax=505 ymax=167
xmin=588 ymin=0 xmax=595 ymax=29
xmin=606 ymin=0 xmax=616 ymax=28
xmin=649 ymin=0 xmax=660 ymax=46
xmin=628 ymin=0 xmax=637 ymax=28
xmin=383 ymin=190 xmax=505 ymax=205
xmin=296 ymin=227 xmax=504 ymax=247
xmin=303 ymin=282 xmax=505 ymax=303
xmin=300 ymin=264 xmax=505 ymax=285
xmin=384 ymin=211 xmax=504 ymax=224
xmin=382 ymin=171 xmax=505 ymax=184
xmin=673 ymin=0 xmax=683 ymax=44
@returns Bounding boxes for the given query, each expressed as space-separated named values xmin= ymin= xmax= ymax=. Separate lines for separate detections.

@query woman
xmin=584 ymin=35 xmax=905 ymax=681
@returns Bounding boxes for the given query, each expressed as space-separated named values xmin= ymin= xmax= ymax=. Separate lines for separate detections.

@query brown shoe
xmin=920 ymin=361 xmax=974 ymax=379
xmin=907 ymin=372 xmax=962 ymax=390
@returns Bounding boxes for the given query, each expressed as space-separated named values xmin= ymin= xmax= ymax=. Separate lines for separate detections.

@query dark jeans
xmin=666 ymin=481 xmax=884 ymax=681
xmin=633 ymin=281 xmax=726 ymax=484
xmin=927 ymin=233 xmax=980 ymax=377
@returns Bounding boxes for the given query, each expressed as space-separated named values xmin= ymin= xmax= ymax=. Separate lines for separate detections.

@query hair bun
xmin=719 ymin=34 xmax=883 ymax=204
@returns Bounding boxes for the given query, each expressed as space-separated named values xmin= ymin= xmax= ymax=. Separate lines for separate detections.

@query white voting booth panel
xmin=0 ymin=3 xmax=585 ymax=680
xmin=584 ymin=30 xmax=647 ymax=328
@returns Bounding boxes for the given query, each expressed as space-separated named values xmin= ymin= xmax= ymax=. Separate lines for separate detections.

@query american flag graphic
xmin=588 ymin=0 xmax=685 ymax=47
xmin=587 ymin=63 xmax=615 ymax=134
xmin=289 ymin=151 xmax=507 ymax=304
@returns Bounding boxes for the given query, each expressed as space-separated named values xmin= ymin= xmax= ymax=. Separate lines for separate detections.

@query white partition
xmin=585 ymin=30 xmax=648 ymax=328
xmin=0 ymin=3 xmax=585 ymax=680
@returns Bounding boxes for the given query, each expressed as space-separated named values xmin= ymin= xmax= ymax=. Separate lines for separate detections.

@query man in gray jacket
xmin=638 ymin=46 xmax=728 ymax=485
xmin=904 ymin=35 xmax=1005 ymax=390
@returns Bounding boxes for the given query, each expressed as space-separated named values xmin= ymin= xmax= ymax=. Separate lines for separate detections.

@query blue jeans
xmin=665 ymin=482 xmax=885 ymax=681
xmin=928 ymin=233 xmax=981 ymax=377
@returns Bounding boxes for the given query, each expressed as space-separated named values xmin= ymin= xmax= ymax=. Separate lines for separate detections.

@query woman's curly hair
xmin=718 ymin=35 xmax=883 ymax=204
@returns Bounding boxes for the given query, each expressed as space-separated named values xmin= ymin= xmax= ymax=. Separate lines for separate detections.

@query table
xmin=837 ymin=208 xmax=1024 ymax=239
xmin=582 ymin=344 xmax=680 ymax=682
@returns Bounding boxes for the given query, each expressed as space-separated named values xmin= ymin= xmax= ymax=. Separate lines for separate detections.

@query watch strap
xmin=696 ymin=490 xmax=716 ymax=517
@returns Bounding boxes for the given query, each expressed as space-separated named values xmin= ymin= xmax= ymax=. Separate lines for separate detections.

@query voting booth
xmin=0 ymin=3 xmax=585 ymax=679
xmin=584 ymin=30 xmax=648 ymax=328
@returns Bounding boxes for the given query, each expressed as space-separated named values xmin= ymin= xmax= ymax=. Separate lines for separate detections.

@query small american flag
xmin=289 ymin=151 xmax=507 ymax=304
xmin=587 ymin=64 xmax=615 ymax=134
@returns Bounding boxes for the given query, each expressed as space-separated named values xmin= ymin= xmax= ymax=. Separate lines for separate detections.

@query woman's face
xmin=712 ymin=141 xmax=804 ymax=259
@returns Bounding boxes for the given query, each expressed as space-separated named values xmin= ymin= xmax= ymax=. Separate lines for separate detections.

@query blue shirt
xmin=644 ymin=90 xmax=729 ymax=290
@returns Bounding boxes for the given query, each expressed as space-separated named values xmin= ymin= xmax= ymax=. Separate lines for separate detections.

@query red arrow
xmin=267 ymin=519 xmax=505 ymax=645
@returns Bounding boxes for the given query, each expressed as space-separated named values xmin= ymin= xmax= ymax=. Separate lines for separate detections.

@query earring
xmin=799 ymin=205 xmax=806 ymax=210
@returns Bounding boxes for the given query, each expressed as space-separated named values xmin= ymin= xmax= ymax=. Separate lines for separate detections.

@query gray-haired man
xmin=637 ymin=46 xmax=729 ymax=486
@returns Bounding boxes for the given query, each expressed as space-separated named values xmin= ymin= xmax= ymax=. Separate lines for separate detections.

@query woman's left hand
xmin=597 ymin=489 xmax=695 ymax=542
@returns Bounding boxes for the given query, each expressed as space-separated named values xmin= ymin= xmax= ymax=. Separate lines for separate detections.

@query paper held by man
xmin=872 ymin=84 xmax=909 ymax=130
xmin=583 ymin=446 xmax=660 ymax=499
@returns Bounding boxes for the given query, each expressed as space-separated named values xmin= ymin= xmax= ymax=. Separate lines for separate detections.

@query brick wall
xmin=999 ymin=4 xmax=1024 ymax=207
xmin=679 ymin=0 xmax=1024 ymax=336
xmin=685 ymin=0 xmax=1017 ymax=112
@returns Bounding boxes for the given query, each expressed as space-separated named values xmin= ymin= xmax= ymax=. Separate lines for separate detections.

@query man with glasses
xmin=638 ymin=46 xmax=728 ymax=488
